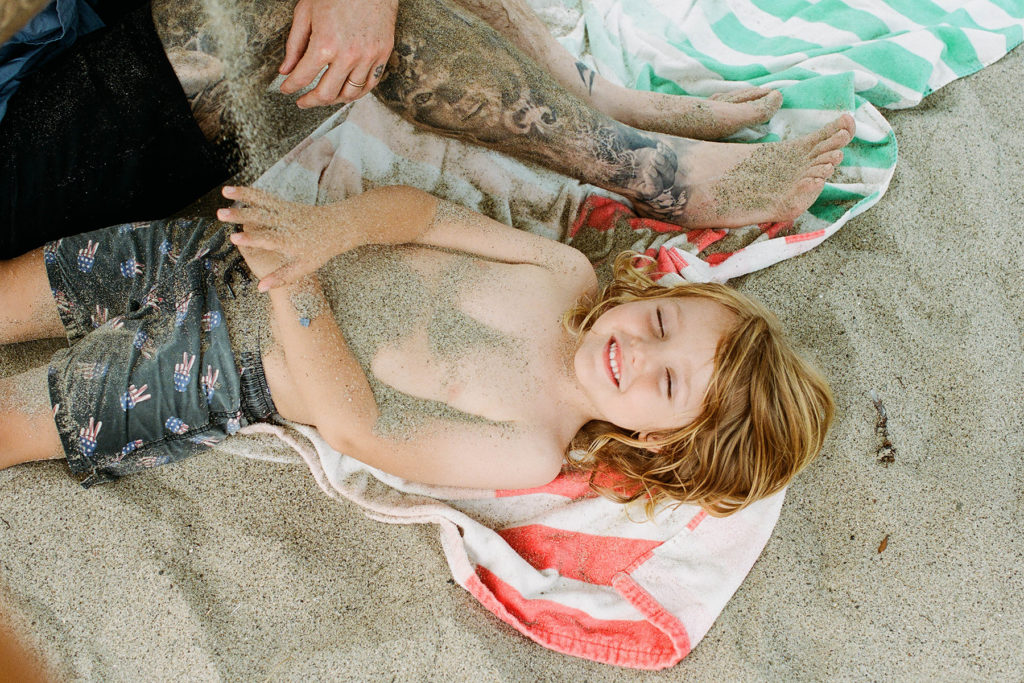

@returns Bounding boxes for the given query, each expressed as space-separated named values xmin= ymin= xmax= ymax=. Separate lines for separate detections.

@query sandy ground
xmin=2 ymin=46 xmax=1023 ymax=681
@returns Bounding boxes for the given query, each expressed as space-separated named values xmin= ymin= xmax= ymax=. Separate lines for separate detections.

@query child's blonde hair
xmin=566 ymin=253 xmax=833 ymax=517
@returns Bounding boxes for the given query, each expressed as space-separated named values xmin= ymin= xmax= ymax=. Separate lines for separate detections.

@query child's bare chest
xmin=319 ymin=245 xmax=577 ymax=436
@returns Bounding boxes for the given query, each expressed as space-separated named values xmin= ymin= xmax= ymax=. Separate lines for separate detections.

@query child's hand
xmin=218 ymin=186 xmax=356 ymax=291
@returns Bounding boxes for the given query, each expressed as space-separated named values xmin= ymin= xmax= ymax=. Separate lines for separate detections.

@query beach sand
xmin=1 ymin=47 xmax=1022 ymax=681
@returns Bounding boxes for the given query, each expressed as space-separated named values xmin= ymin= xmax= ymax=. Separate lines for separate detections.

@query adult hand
xmin=218 ymin=186 xmax=359 ymax=291
xmin=278 ymin=0 xmax=398 ymax=108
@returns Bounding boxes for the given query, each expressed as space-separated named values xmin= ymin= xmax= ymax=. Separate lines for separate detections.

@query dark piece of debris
xmin=869 ymin=390 xmax=897 ymax=464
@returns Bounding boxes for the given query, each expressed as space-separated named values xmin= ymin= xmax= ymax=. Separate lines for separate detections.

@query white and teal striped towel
xmin=549 ymin=0 xmax=1024 ymax=280
xmin=258 ymin=0 xmax=1024 ymax=282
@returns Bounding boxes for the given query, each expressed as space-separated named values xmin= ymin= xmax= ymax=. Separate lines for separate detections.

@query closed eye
xmin=666 ymin=368 xmax=673 ymax=399
xmin=657 ymin=308 xmax=665 ymax=338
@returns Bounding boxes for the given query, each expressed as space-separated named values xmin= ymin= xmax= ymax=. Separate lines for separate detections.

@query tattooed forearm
xmin=575 ymin=61 xmax=595 ymax=96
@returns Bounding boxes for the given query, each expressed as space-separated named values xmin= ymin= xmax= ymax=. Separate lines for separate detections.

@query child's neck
xmin=544 ymin=328 xmax=607 ymax=443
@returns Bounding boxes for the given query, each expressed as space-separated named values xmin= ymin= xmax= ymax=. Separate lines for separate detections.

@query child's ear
xmin=637 ymin=432 xmax=662 ymax=454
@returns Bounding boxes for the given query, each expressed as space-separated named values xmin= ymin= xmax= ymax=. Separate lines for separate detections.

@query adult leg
xmin=151 ymin=0 xmax=776 ymax=147
xmin=149 ymin=0 xmax=329 ymax=168
xmin=149 ymin=0 xmax=849 ymax=228
xmin=376 ymin=0 xmax=853 ymax=227
xmin=0 ymin=366 xmax=64 ymax=470
xmin=448 ymin=0 xmax=783 ymax=140
xmin=156 ymin=0 xmax=849 ymax=227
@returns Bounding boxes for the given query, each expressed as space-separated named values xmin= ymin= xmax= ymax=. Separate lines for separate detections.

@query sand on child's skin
xmin=317 ymin=244 xmax=520 ymax=440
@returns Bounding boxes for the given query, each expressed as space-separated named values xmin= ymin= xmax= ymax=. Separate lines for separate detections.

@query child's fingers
xmin=259 ymin=260 xmax=309 ymax=292
xmin=217 ymin=207 xmax=278 ymax=228
xmin=222 ymin=185 xmax=286 ymax=210
xmin=229 ymin=230 xmax=285 ymax=253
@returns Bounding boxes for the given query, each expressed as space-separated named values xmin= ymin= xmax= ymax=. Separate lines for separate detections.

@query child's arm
xmin=218 ymin=184 xmax=593 ymax=292
xmin=219 ymin=185 xmax=440 ymax=291
xmin=266 ymin=274 xmax=381 ymax=454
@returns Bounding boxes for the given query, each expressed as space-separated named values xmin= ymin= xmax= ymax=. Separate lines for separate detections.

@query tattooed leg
xmin=152 ymin=0 xmax=279 ymax=141
xmin=149 ymin=0 xmax=849 ymax=227
xmin=379 ymin=0 xmax=854 ymax=227
xmin=447 ymin=0 xmax=782 ymax=140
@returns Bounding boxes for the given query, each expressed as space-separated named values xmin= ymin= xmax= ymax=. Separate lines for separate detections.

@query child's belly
xmin=317 ymin=244 xmax=570 ymax=437
xmin=369 ymin=333 xmax=543 ymax=426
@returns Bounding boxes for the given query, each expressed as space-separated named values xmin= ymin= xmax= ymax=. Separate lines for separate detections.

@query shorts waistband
xmin=237 ymin=350 xmax=277 ymax=423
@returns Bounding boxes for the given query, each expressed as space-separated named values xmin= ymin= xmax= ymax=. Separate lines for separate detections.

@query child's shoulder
xmin=547 ymin=245 xmax=598 ymax=297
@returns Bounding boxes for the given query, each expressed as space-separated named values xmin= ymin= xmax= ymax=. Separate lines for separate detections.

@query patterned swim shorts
xmin=44 ymin=218 xmax=274 ymax=487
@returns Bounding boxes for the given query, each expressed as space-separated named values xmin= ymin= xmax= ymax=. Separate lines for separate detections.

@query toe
xmin=812 ymin=149 xmax=844 ymax=166
xmin=732 ymin=87 xmax=772 ymax=103
xmin=758 ymin=90 xmax=784 ymax=114
xmin=796 ymin=176 xmax=826 ymax=198
xmin=709 ymin=86 xmax=771 ymax=103
xmin=838 ymin=112 xmax=856 ymax=136
xmin=813 ymin=129 xmax=852 ymax=156
xmin=808 ymin=163 xmax=836 ymax=180
xmin=810 ymin=114 xmax=856 ymax=146
xmin=779 ymin=177 xmax=826 ymax=220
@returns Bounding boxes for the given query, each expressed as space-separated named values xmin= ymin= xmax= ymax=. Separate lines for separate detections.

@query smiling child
xmin=0 ymin=186 xmax=832 ymax=514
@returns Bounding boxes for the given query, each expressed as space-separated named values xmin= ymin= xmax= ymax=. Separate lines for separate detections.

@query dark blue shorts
xmin=44 ymin=218 xmax=275 ymax=487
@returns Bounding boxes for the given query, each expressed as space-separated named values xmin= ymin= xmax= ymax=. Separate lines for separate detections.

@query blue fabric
xmin=0 ymin=0 xmax=104 ymax=120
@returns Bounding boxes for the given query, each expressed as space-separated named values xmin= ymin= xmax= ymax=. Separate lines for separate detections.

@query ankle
xmin=589 ymin=79 xmax=634 ymax=125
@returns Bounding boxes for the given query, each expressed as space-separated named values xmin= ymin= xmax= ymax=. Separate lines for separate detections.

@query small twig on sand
xmin=262 ymin=653 xmax=294 ymax=683
xmin=869 ymin=390 xmax=896 ymax=464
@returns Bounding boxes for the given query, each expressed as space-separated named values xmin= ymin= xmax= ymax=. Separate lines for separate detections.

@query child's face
xmin=573 ymin=296 xmax=735 ymax=437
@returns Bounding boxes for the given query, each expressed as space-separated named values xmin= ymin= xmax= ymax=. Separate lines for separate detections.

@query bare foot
xmin=625 ymin=114 xmax=856 ymax=228
xmin=603 ymin=86 xmax=783 ymax=140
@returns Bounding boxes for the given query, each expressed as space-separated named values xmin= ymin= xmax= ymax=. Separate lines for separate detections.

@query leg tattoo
xmin=377 ymin=0 xmax=693 ymax=220
xmin=575 ymin=61 xmax=595 ymax=96
xmin=147 ymin=0 xmax=850 ymax=227
xmin=378 ymin=0 xmax=853 ymax=228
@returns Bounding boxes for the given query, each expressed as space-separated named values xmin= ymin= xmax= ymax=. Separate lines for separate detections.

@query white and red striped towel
xmin=241 ymin=423 xmax=783 ymax=670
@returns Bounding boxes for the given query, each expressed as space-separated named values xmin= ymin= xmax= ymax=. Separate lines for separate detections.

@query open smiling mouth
xmin=606 ymin=338 xmax=621 ymax=387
